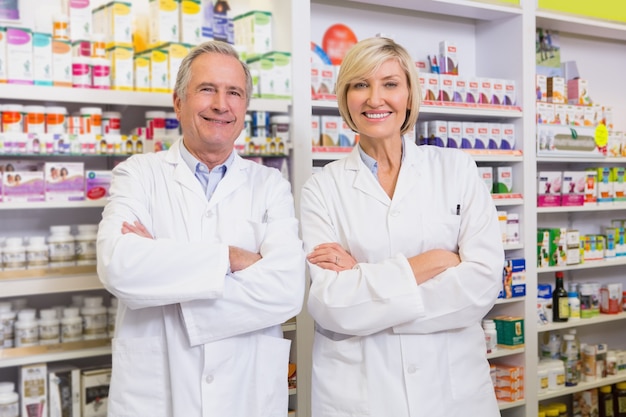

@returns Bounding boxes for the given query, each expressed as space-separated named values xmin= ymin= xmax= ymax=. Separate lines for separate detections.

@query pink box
xmin=85 ymin=170 xmax=112 ymax=200
xmin=3 ymin=171 xmax=45 ymax=202
xmin=538 ymin=171 xmax=562 ymax=207
xmin=44 ymin=162 xmax=85 ymax=201
xmin=561 ymin=171 xmax=585 ymax=206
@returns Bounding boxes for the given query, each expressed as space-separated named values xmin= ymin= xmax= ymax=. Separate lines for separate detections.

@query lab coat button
xmin=205 ymin=375 xmax=214 ymax=384
xmin=407 ymin=365 xmax=417 ymax=374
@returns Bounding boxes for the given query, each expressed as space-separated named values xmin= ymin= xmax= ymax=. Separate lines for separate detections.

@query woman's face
xmin=346 ymin=58 xmax=410 ymax=143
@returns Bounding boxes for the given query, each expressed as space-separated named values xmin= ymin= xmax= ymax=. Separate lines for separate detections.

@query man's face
xmin=174 ymin=52 xmax=247 ymax=156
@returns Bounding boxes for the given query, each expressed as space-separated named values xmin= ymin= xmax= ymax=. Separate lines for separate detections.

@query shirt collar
xmin=357 ymin=137 xmax=406 ymax=178
xmin=179 ymin=140 xmax=235 ymax=175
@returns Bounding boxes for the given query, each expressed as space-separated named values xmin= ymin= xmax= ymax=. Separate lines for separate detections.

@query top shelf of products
xmin=0 ymin=84 xmax=291 ymax=113
xmin=536 ymin=10 xmax=626 ymax=41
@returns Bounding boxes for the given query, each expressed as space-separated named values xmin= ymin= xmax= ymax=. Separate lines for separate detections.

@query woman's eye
xmin=353 ymin=82 xmax=367 ymax=89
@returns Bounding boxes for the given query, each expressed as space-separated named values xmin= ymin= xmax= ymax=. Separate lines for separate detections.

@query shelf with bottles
xmin=538 ymin=204 xmax=626 ymax=213
xmin=498 ymin=399 xmax=526 ymax=411
xmin=536 ymin=9 xmax=626 ymax=42
xmin=537 ymin=373 xmax=626 ymax=402
xmin=0 ymin=338 xmax=111 ymax=369
xmin=537 ymin=257 xmax=626 ymax=274
xmin=538 ymin=312 xmax=626 ymax=333
xmin=488 ymin=346 xmax=526 ymax=360
xmin=0 ymin=84 xmax=291 ymax=113
xmin=1 ymin=267 xmax=102 ymax=299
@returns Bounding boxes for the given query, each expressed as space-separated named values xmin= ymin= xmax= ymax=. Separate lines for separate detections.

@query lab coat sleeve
xmin=392 ymin=154 xmax=504 ymax=334
xmin=301 ymin=174 xmax=424 ymax=337
xmin=97 ymin=155 xmax=230 ymax=309
xmin=179 ymin=171 xmax=306 ymax=345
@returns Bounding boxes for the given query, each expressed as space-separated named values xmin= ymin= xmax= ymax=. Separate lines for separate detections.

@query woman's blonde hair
xmin=335 ymin=37 xmax=421 ymax=136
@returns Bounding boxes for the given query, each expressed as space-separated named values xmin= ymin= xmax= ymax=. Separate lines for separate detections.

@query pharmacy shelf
xmin=504 ymin=243 xmax=524 ymax=251
xmin=495 ymin=297 xmax=525 ymax=306
xmin=498 ymin=399 xmax=526 ymax=411
xmin=0 ymin=199 xmax=107 ymax=210
xmin=312 ymin=146 xmax=352 ymax=161
xmin=492 ymin=194 xmax=524 ymax=207
xmin=487 ymin=346 xmax=525 ymax=360
xmin=536 ymin=10 xmax=626 ymax=42
xmin=0 ymin=266 xmax=103 ymax=298
xmin=0 ymin=339 xmax=111 ymax=368
xmin=538 ymin=373 xmax=626 ymax=402
xmin=537 ymin=257 xmax=626 ymax=274
xmin=312 ymin=99 xmax=523 ymax=120
xmin=537 ymin=156 xmax=626 ymax=163
xmin=537 ymin=312 xmax=626 ymax=333
xmin=0 ymin=84 xmax=291 ymax=113
xmin=537 ymin=203 xmax=626 ymax=213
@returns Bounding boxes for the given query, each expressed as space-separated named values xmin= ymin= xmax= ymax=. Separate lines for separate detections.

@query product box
xmin=161 ymin=42 xmax=192 ymax=91
xmin=501 ymin=123 xmax=515 ymax=150
xmin=493 ymin=316 xmax=524 ymax=346
xmin=478 ymin=78 xmax=492 ymax=105
xmin=247 ymin=54 xmax=274 ymax=98
xmin=453 ymin=76 xmax=466 ymax=103
xmin=416 ymin=121 xmax=428 ymax=146
xmin=536 ymin=74 xmax=547 ymax=102
xmin=85 ymin=170 xmax=112 ymax=200
xmin=491 ymin=79 xmax=505 ymax=105
xmin=461 ymin=122 xmax=475 ymax=148
xmin=538 ymin=171 xmax=562 ymax=207
xmin=179 ymin=0 xmax=203 ymax=45
xmin=149 ymin=0 xmax=179 ymax=47
xmin=474 ymin=123 xmax=488 ymax=149
xmin=567 ymin=78 xmax=590 ymax=105
xmin=582 ymin=344 xmax=608 ymax=382
xmin=581 ymin=234 xmax=605 ymax=262
xmin=573 ymin=389 xmax=598 ymax=417
xmin=3 ymin=171 xmax=45 ymax=202
xmin=497 ymin=211 xmax=507 ymax=243
xmin=477 ymin=166 xmax=493 ymax=193
xmin=339 ymin=120 xmax=357 ymax=147
xmin=133 ymin=52 xmax=151 ymax=91
xmin=44 ymin=162 xmax=85 ymax=202
xmin=234 ymin=10 xmax=273 ymax=57
xmin=608 ymin=131 xmax=623 ymax=157
xmin=33 ymin=32 xmax=53 ymax=86
xmin=100 ymin=1 xmax=133 ymax=48
xmin=553 ymin=104 xmax=566 ymax=125
xmin=68 ymin=0 xmax=92 ymax=41
xmin=0 ymin=27 xmax=6 ymax=82
xmin=427 ymin=120 xmax=447 ymax=147
xmin=52 ymin=40 xmax=72 ymax=87
xmin=595 ymin=167 xmax=613 ymax=203
xmin=423 ymin=72 xmax=439 ymax=101
xmin=446 ymin=121 xmax=462 ymax=148
xmin=48 ymin=364 xmax=81 ymax=417
xmin=584 ymin=170 xmax=598 ymax=205
xmin=502 ymin=258 xmax=525 ymax=299
xmin=488 ymin=123 xmax=502 ymax=149
xmin=148 ymin=46 xmax=169 ymax=93
xmin=566 ymin=229 xmax=581 ymax=265
xmin=108 ymin=45 xmax=134 ymax=90
xmin=438 ymin=74 xmax=454 ymax=101
xmin=81 ymin=367 xmax=111 ymax=417
xmin=547 ymin=76 xmax=565 ymax=103
xmin=494 ymin=166 xmax=513 ymax=194
xmin=504 ymin=79 xmax=516 ymax=106
xmin=466 ymin=77 xmax=480 ymax=104
xmin=536 ymin=102 xmax=554 ymax=125
xmin=439 ymin=40 xmax=458 ymax=75
xmin=20 ymin=363 xmax=48 ymax=417
xmin=320 ymin=115 xmax=339 ymax=146
xmin=7 ymin=27 xmax=33 ymax=84
xmin=311 ymin=115 xmax=320 ymax=146
xmin=263 ymin=51 xmax=292 ymax=99
xmin=506 ymin=213 xmax=520 ymax=244
xmin=560 ymin=171 xmax=585 ymax=206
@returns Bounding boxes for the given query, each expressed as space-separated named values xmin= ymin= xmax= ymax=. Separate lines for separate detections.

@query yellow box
xmin=179 ymin=0 xmax=202 ymax=45
xmin=52 ymin=40 xmax=72 ymax=87
xmin=149 ymin=47 xmax=169 ymax=93
xmin=93 ymin=1 xmax=133 ymax=49
xmin=107 ymin=45 xmax=134 ymax=91
xmin=134 ymin=52 xmax=151 ymax=92
xmin=149 ymin=0 xmax=179 ymax=48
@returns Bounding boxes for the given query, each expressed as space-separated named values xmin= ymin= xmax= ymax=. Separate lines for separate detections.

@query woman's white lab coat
xmin=300 ymin=140 xmax=504 ymax=417
xmin=97 ymin=139 xmax=305 ymax=417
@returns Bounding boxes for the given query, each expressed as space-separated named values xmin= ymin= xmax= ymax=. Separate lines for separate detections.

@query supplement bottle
xmin=25 ymin=236 xmax=49 ymax=269
xmin=552 ymin=271 xmax=569 ymax=322
xmin=60 ymin=307 xmax=82 ymax=343
xmin=14 ymin=308 xmax=38 ymax=347
xmin=616 ymin=382 xmax=626 ymax=417
xmin=81 ymin=297 xmax=107 ymax=340
xmin=23 ymin=105 xmax=46 ymax=134
xmin=75 ymin=224 xmax=97 ymax=266
xmin=79 ymin=107 xmax=102 ymax=135
xmin=44 ymin=106 xmax=67 ymax=134
xmin=2 ymin=237 xmax=26 ymax=271
xmin=48 ymin=225 xmax=76 ymax=267
xmin=482 ymin=319 xmax=497 ymax=353
xmin=108 ymin=298 xmax=118 ymax=337
xmin=0 ymin=381 xmax=19 ymax=417
xmin=551 ymin=402 xmax=567 ymax=417
xmin=101 ymin=112 xmax=121 ymax=135
xmin=38 ymin=309 xmax=60 ymax=345
xmin=599 ymin=385 xmax=614 ymax=417
xmin=568 ymin=290 xmax=580 ymax=319
xmin=0 ymin=303 xmax=15 ymax=349
xmin=561 ymin=333 xmax=579 ymax=386
xmin=1 ymin=104 xmax=24 ymax=133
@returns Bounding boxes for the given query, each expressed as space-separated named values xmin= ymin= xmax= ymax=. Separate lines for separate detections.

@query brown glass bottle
xmin=616 ymin=382 xmax=626 ymax=417
xmin=552 ymin=271 xmax=569 ymax=322
xmin=599 ymin=385 xmax=614 ymax=417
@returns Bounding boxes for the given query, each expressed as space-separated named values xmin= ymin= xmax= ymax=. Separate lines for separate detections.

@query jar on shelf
xmin=38 ymin=309 xmax=60 ymax=345
xmin=0 ymin=381 xmax=19 ymax=417
xmin=25 ymin=236 xmax=49 ymax=270
xmin=14 ymin=308 xmax=38 ymax=347
xmin=60 ymin=307 xmax=82 ymax=343
xmin=2 ymin=237 xmax=26 ymax=271
xmin=81 ymin=297 xmax=107 ymax=340
xmin=75 ymin=224 xmax=97 ymax=266
xmin=48 ymin=225 xmax=76 ymax=267
xmin=0 ymin=303 xmax=15 ymax=349
xmin=482 ymin=319 xmax=497 ymax=353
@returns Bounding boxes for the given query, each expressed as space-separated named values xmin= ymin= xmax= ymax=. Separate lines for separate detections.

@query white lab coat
xmin=97 ymin=139 xmax=305 ymax=417
xmin=300 ymin=140 xmax=504 ymax=417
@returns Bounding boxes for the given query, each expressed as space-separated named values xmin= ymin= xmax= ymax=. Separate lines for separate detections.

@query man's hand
xmin=121 ymin=221 xmax=153 ymax=239
xmin=229 ymin=246 xmax=262 ymax=272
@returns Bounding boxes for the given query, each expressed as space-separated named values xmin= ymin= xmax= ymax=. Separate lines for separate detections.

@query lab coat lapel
xmin=166 ymin=139 xmax=210 ymax=203
xmin=391 ymin=140 xmax=424 ymax=203
xmin=206 ymin=154 xmax=248 ymax=210
xmin=346 ymin=148 xmax=391 ymax=206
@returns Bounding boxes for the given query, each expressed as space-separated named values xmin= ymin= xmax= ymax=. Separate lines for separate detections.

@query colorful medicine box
xmin=44 ymin=162 xmax=85 ymax=202
xmin=493 ymin=316 xmax=524 ymax=347
xmin=537 ymin=171 xmax=562 ymax=207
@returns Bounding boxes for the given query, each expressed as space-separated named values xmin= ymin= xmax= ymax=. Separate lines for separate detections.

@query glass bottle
xmin=552 ymin=271 xmax=569 ymax=322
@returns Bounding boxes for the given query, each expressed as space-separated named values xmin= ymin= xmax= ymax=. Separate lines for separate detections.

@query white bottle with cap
xmin=108 ymin=298 xmax=118 ymax=337
xmin=75 ymin=224 xmax=98 ymax=266
xmin=61 ymin=307 xmax=82 ymax=343
xmin=0 ymin=303 xmax=15 ymax=349
xmin=26 ymin=236 xmax=49 ymax=269
xmin=14 ymin=308 xmax=38 ymax=347
xmin=81 ymin=297 xmax=107 ymax=340
xmin=48 ymin=225 xmax=76 ymax=267
xmin=38 ymin=309 xmax=60 ymax=345
xmin=2 ymin=237 xmax=26 ymax=271
xmin=0 ymin=381 xmax=19 ymax=417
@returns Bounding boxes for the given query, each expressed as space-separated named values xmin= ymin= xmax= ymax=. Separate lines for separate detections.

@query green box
xmin=493 ymin=316 xmax=524 ymax=347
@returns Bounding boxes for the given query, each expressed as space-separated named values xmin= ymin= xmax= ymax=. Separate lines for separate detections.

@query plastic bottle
xmin=48 ymin=225 xmax=76 ymax=267
xmin=482 ymin=319 xmax=497 ymax=353
xmin=81 ymin=297 xmax=107 ymax=340
xmin=616 ymin=381 xmax=626 ymax=417
xmin=0 ymin=303 xmax=15 ymax=349
xmin=1 ymin=104 xmax=24 ymax=133
xmin=568 ymin=290 xmax=580 ymax=319
xmin=25 ymin=236 xmax=49 ymax=269
xmin=1 ymin=237 xmax=26 ymax=271
xmin=60 ymin=307 xmax=82 ymax=343
xmin=599 ymin=385 xmax=614 ymax=417
xmin=552 ymin=271 xmax=569 ymax=322
xmin=52 ymin=14 xmax=69 ymax=40
xmin=551 ymin=402 xmax=568 ymax=417
xmin=108 ymin=298 xmax=118 ymax=337
xmin=38 ymin=309 xmax=60 ymax=345
xmin=0 ymin=381 xmax=19 ymax=417
xmin=14 ymin=308 xmax=38 ymax=347
xmin=75 ymin=224 xmax=97 ymax=266
xmin=560 ymin=333 xmax=579 ymax=386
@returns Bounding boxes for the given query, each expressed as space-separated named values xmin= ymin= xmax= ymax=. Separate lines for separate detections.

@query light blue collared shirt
xmin=180 ymin=141 xmax=235 ymax=200
xmin=357 ymin=138 xmax=406 ymax=180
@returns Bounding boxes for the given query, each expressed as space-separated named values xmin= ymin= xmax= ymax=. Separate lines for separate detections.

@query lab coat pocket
xmin=448 ymin=326 xmax=494 ymax=400
xmin=108 ymin=337 xmax=168 ymax=417
xmin=312 ymin=335 xmax=370 ymax=416
xmin=422 ymin=214 xmax=461 ymax=252
xmin=256 ymin=335 xmax=291 ymax=416
xmin=234 ymin=220 xmax=267 ymax=253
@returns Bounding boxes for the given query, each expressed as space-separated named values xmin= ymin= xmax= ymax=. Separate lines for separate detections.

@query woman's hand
xmin=121 ymin=220 xmax=153 ymax=239
xmin=307 ymin=242 xmax=357 ymax=272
